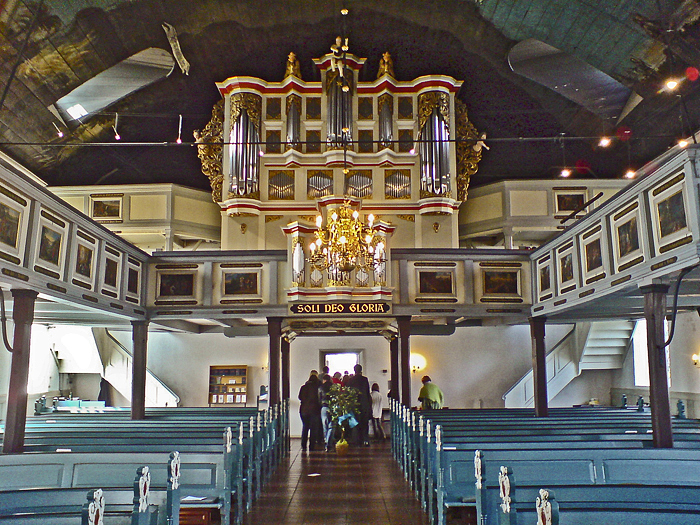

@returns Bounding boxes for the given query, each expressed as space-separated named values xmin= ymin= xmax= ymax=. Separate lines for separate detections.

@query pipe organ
xmin=195 ymin=42 xmax=485 ymax=300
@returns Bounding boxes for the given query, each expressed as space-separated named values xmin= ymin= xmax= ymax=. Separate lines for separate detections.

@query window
xmin=632 ymin=319 xmax=670 ymax=387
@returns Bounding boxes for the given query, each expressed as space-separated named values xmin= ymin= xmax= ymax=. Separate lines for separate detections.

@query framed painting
xmin=33 ymin=207 xmax=69 ymax=279
xmin=482 ymin=269 xmax=521 ymax=297
xmin=223 ymin=271 xmax=260 ymax=296
xmin=418 ymin=270 xmax=454 ymax=295
xmin=556 ymin=241 xmax=577 ymax=293
xmin=536 ymin=255 xmax=553 ymax=300
xmin=649 ymin=172 xmax=693 ymax=255
xmin=124 ymin=257 xmax=142 ymax=304
xmin=611 ymin=199 xmax=645 ymax=273
xmin=90 ymin=194 xmax=123 ymax=223
xmin=69 ymin=229 xmax=98 ymax=290
xmin=158 ymin=272 xmax=195 ymax=298
xmin=578 ymin=223 xmax=608 ymax=285
xmin=0 ymin=201 xmax=21 ymax=250
xmin=99 ymin=245 xmax=122 ymax=297
xmin=554 ymin=190 xmax=587 ymax=215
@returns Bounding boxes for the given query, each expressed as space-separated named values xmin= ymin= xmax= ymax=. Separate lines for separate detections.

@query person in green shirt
xmin=418 ymin=375 xmax=444 ymax=410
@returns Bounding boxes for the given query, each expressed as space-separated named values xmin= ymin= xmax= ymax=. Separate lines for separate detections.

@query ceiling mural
xmin=0 ymin=0 xmax=699 ymax=191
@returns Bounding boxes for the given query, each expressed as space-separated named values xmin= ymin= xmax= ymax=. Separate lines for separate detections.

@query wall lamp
xmin=410 ymin=352 xmax=426 ymax=374
xmin=693 ymin=353 xmax=699 ymax=367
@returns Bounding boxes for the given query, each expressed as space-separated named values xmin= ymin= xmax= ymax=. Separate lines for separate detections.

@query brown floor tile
xmin=241 ymin=439 xmax=428 ymax=525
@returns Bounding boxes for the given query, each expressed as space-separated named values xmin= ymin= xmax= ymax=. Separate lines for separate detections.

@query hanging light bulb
xmin=598 ymin=136 xmax=611 ymax=147
xmin=52 ymin=122 xmax=64 ymax=138
xmin=666 ymin=79 xmax=679 ymax=90
xmin=624 ymin=169 xmax=636 ymax=179
xmin=560 ymin=168 xmax=572 ymax=178
xmin=176 ymin=114 xmax=183 ymax=144
xmin=113 ymin=113 xmax=120 ymax=140
xmin=678 ymin=139 xmax=689 ymax=148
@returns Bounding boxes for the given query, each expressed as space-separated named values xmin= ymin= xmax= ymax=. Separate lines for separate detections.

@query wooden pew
xmin=0 ymin=463 xmax=169 ymax=525
xmin=474 ymin=448 xmax=700 ymax=525
xmin=388 ymin=401 xmax=700 ymax=525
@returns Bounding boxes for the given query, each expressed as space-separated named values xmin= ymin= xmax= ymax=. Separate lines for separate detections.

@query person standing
xmin=346 ymin=364 xmax=371 ymax=446
xmin=298 ymin=372 xmax=321 ymax=451
xmin=370 ymin=383 xmax=385 ymax=440
xmin=418 ymin=375 xmax=444 ymax=410
xmin=319 ymin=374 xmax=334 ymax=451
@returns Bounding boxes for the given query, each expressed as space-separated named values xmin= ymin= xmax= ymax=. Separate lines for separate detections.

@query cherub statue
xmin=284 ymin=51 xmax=302 ymax=79
xmin=473 ymin=131 xmax=490 ymax=152
xmin=377 ymin=51 xmax=395 ymax=79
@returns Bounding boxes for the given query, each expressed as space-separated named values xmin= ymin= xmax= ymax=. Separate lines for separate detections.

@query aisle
xmin=242 ymin=439 xmax=430 ymax=525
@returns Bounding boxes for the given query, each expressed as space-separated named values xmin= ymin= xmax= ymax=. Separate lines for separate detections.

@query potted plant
xmin=327 ymin=384 xmax=361 ymax=454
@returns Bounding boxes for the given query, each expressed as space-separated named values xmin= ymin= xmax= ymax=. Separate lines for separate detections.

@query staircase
xmin=92 ymin=328 xmax=179 ymax=407
xmin=503 ymin=320 xmax=635 ymax=408
xmin=578 ymin=320 xmax=635 ymax=370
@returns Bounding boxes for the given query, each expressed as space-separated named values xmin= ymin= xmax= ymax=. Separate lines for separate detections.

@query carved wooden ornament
xmin=87 ymin=488 xmax=105 ymax=525
xmin=137 ymin=466 xmax=151 ymax=513
xmin=536 ymin=489 xmax=552 ymax=525
xmin=474 ymin=450 xmax=483 ymax=490
xmin=499 ymin=466 xmax=511 ymax=513
xmin=169 ymin=451 xmax=181 ymax=490
xmin=224 ymin=426 xmax=233 ymax=453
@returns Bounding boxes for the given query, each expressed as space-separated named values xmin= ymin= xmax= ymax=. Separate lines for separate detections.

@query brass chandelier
xmin=308 ymin=200 xmax=385 ymax=276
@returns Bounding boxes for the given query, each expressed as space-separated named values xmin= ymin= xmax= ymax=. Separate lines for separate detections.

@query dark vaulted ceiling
xmin=1 ymin=0 xmax=700 ymax=192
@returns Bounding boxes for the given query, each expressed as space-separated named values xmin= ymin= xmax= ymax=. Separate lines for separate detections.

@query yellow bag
xmin=335 ymin=437 xmax=349 ymax=455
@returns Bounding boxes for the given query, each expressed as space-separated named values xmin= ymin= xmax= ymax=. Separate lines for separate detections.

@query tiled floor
xmin=242 ymin=439 xmax=430 ymax=525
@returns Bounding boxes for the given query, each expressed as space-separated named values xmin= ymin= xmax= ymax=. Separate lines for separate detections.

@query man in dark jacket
xmin=346 ymin=363 xmax=371 ymax=446
xmin=298 ymin=372 xmax=321 ymax=451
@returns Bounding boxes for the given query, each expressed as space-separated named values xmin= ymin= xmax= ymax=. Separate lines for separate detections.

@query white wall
xmin=10 ymin=316 xmax=700 ymax=427
xmin=611 ymin=312 xmax=700 ymax=396
xmin=0 ymin=319 xmax=13 ymax=420
xmin=110 ymin=330 xmax=270 ymax=409
xmin=552 ymin=370 xmax=615 ymax=406
xmin=109 ymin=323 xmax=573 ymax=436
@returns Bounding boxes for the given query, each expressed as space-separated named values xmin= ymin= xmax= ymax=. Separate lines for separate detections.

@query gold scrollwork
xmin=286 ymin=93 xmax=302 ymax=115
xmin=228 ymin=189 xmax=260 ymax=200
xmin=420 ymin=189 xmax=452 ymax=200
xmin=418 ymin=91 xmax=449 ymax=131
xmin=397 ymin=214 xmax=415 ymax=222
xmin=455 ymin=99 xmax=484 ymax=202
xmin=230 ymin=93 xmax=263 ymax=134
xmin=378 ymin=93 xmax=393 ymax=113
xmin=265 ymin=215 xmax=283 ymax=223
xmin=193 ymin=100 xmax=224 ymax=202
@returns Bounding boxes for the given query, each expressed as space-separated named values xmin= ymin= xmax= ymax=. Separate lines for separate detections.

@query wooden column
xmin=131 ymin=320 xmax=149 ymax=420
xmin=267 ymin=317 xmax=282 ymax=406
xmin=2 ymin=289 xmax=38 ymax=454
xmin=389 ymin=336 xmax=399 ymax=402
xmin=641 ymin=284 xmax=674 ymax=448
xmin=281 ymin=337 xmax=290 ymax=401
xmin=529 ymin=316 xmax=549 ymax=417
xmin=397 ymin=316 xmax=411 ymax=407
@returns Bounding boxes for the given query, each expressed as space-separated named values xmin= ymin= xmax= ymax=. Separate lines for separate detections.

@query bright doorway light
xmin=324 ymin=352 xmax=359 ymax=376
